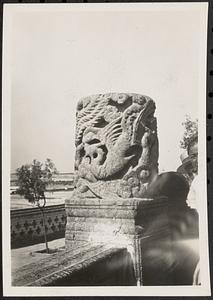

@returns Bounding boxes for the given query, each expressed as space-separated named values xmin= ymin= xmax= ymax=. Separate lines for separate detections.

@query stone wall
xmin=11 ymin=204 xmax=66 ymax=248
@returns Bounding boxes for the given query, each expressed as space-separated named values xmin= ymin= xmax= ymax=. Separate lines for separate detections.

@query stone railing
xmin=11 ymin=204 xmax=66 ymax=249
xmin=12 ymin=244 xmax=135 ymax=286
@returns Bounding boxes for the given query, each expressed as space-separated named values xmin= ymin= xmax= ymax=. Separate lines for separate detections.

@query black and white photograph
xmin=2 ymin=2 xmax=211 ymax=296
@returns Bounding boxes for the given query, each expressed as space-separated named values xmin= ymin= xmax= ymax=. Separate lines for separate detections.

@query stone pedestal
xmin=65 ymin=196 xmax=173 ymax=285
xmin=64 ymin=93 xmax=199 ymax=286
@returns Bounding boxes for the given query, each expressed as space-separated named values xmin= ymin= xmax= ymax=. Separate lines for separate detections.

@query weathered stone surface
xmin=74 ymin=93 xmax=158 ymax=199
xmin=12 ymin=244 xmax=134 ymax=286
xmin=65 ymin=196 xmax=170 ymax=250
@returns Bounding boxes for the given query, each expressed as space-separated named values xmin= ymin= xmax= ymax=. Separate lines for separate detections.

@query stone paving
xmin=12 ymin=238 xmax=65 ymax=271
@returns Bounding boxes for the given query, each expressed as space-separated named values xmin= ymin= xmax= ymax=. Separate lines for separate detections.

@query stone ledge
xmin=65 ymin=196 xmax=168 ymax=208
xmin=12 ymin=243 xmax=108 ymax=286
xmin=12 ymin=243 xmax=130 ymax=286
xmin=65 ymin=196 xmax=170 ymax=220
xmin=33 ymin=247 xmax=130 ymax=286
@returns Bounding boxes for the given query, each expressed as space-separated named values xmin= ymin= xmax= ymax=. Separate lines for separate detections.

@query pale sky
xmin=7 ymin=4 xmax=207 ymax=173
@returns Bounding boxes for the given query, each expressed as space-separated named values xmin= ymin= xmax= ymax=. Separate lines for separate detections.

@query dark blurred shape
xmin=142 ymin=239 xmax=199 ymax=285
xmin=141 ymin=171 xmax=199 ymax=286
xmin=145 ymin=171 xmax=190 ymax=202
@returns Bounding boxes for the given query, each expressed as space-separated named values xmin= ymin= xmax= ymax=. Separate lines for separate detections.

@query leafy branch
xmin=180 ymin=115 xmax=198 ymax=150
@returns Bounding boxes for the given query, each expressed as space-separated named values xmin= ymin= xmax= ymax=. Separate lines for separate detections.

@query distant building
xmin=10 ymin=172 xmax=75 ymax=194
xmin=47 ymin=173 xmax=75 ymax=191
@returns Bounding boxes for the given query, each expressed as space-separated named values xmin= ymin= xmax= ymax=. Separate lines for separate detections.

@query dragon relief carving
xmin=74 ymin=93 xmax=159 ymax=199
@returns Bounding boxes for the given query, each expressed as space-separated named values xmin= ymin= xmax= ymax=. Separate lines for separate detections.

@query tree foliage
xmin=180 ymin=115 xmax=198 ymax=150
xmin=16 ymin=158 xmax=58 ymax=206
xmin=16 ymin=159 xmax=58 ymax=253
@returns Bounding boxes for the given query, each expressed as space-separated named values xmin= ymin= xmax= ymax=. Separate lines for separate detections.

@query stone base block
xmin=65 ymin=196 xmax=171 ymax=250
xmin=65 ymin=195 xmax=198 ymax=285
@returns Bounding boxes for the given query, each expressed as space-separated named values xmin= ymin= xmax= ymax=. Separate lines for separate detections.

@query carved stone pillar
xmin=66 ymin=93 xmax=161 ymax=285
